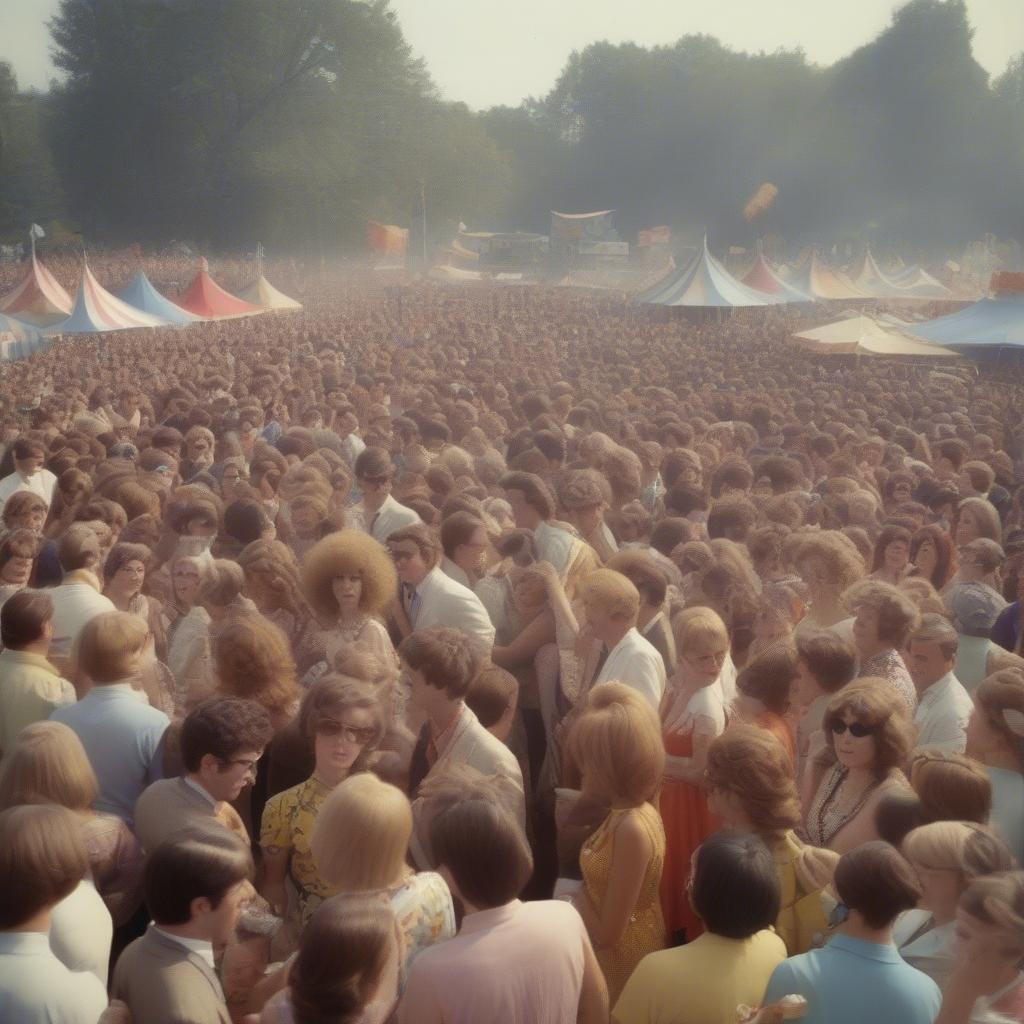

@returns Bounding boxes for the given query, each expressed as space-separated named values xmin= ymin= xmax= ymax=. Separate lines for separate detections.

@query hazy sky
xmin=3 ymin=0 xmax=1022 ymax=105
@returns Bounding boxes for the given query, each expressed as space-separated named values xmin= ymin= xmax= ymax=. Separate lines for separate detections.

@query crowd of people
xmin=0 ymin=260 xmax=1023 ymax=1024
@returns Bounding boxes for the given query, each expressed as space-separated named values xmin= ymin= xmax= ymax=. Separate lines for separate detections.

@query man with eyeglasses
xmin=354 ymin=447 xmax=420 ymax=544
xmin=134 ymin=698 xmax=273 ymax=854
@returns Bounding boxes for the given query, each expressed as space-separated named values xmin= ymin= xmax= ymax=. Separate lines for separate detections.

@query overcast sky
xmin=2 ymin=0 xmax=1021 ymax=105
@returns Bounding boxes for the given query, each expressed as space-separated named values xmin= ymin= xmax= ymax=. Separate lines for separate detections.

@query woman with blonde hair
xmin=0 ymin=720 xmax=143 ymax=928
xmin=163 ymin=552 xmax=213 ymax=715
xmin=659 ymin=607 xmax=730 ymax=942
xmin=301 ymin=530 xmax=398 ymax=670
xmin=955 ymin=496 xmax=1002 ymax=547
xmin=895 ymin=821 xmax=1015 ymax=986
xmin=805 ymin=678 xmax=913 ymax=853
xmin=935 ymin=871 xmax=1024 ymax=1024
xmin=792 ymin=531 xmax=864 ymax=642
xmin=311 ymin=774 xmax=455 ymax=987
xmin=705 ymin=725 xmax=835 ymax=955
xmin=967 ymin=669 xmax=1024 ymax=863
xmin=260 ymin=678 xmax=386 ymax=939
xmin=569 ymin=682 xmax=666 ymax=1000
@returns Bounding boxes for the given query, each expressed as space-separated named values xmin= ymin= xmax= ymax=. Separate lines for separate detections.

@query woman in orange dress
xmin=570 ymin=683 xmax=667 ymax=1002
xmin=659 ymin=608 xmax=730 ymax=944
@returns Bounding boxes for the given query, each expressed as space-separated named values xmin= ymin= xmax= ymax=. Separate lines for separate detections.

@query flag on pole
xmin=29 ymin=224 xmax=45 ymax=239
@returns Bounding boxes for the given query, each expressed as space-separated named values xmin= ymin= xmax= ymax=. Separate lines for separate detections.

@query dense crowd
xmin=0 ymin=263 xmax=1023 ymax=1024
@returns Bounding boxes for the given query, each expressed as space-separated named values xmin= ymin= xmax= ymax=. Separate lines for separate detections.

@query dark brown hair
xmin=795 ymin=632 xmax=857 ymax=694
xmin=834 ymin=841 xmax=921 ymax=928
xmin=179 ymin=698 xmax=274 ymax=773
xmin=430 ymin=798 xmax=532 ymax=909
xmin=0 ymin=589 xmax=53 ymax=649
xmin=398 ymin=626 xmax=483 ymax=699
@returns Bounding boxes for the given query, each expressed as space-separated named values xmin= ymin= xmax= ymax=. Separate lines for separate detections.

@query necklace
xmin=812 ymin=766 xmax=881 ymax=847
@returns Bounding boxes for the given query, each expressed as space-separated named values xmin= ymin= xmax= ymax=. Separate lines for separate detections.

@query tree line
xmin=0 ymin=0 xmax=1021 ymax=253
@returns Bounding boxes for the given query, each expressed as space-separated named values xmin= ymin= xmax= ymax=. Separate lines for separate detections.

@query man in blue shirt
xmin=763 ymin=842 xmax=941 ymax=1024
xmin=51 ymin=611 xmax=168 ymax=825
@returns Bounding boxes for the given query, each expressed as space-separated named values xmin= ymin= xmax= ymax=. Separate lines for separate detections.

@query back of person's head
xmin=57 ymin=522 xmax=101 ymax=572
xmin=289 ymin=897 xmax=398 ymax=1024
xmin=690 ymin=831 xmax=781 ymax=939
xmin=465 ymin=663 xmax=518 ymax=732
xmin=834 ymin=841 xmax=921 ymax=929
xmin=397 ymin=626 xmax=483 ymax=699
xmin=902 ymin=820 xmax=1015 ymax=884
xmin=874 ymin=790 xmax=930 ymax=848
xmin=790 ymin=630 xmax=856 ymax=696
xmin=311 ymin=774 xmax=412 ymax=892
xmin=145 ymin=827 xmax=253 ymax=926
xmin=911 ymin=751 xmax=992 ymax=824
xmin=0 ymin=720 xmax=98 ymax=813
xmin=430 ymin=798 xmax=532 ymax=910
xmin=568 ymin=682 xmax=665 ymax=806
xmin=0 ymin=589 xmax=53 ymax=650
xmin=224 ymin=498 xmax=274 ymax=546
xmin=179 ymin=698 xmax=274 ymax=773
xmin=0 ymin=804 xmax=87 ymax=928
xmin=958 ymin=871 xmax=1024 ymax=960
xmin=76 ymin=609 xmax=149 ymax=683
xmin=578 ymin=568 xmax=641 ymax=623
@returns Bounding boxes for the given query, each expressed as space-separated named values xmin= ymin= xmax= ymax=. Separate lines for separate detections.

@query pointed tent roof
xmin=0 ymin=313 xmax=46 ymax=361
xmin=851 ymin=247 xmax=900 ymax=297
xmin=908 ymin=296 xmax=1024 ymax=349
xmin=176 ymin=258 xmax=263 ymax=319
xmin=237 ymin=274 xmax=302 ymax=311
xmin=887 ymin=265 xmax=953 ymax=299
xmin=44 ymin=263 xmax=170 ymax=335
xmin=741 ymin=252 xmax=813 ymax=302
xmin=640 ymin=237 xmax=771 ymax=307
xmin=792 ymin=315 xmax=958 ymax=358
xmin=0 ymin=253 xmax=73 ymax=326
xmin=788 ymin=251 xmax=870 ymax=300
xmin=116 ymin=271 xmax=200 ymax=326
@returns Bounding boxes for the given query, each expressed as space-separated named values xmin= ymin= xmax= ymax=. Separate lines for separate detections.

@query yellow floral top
xmin=260 ymin=775 xmax=336 ymax=925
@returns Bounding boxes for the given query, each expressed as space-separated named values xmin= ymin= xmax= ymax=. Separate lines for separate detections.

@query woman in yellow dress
xmin=569 ymin=682 xmax=667 ymax=1002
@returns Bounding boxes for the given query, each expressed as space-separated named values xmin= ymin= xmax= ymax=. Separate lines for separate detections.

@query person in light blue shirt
xmin=51 ymin=611 xmax=168 ymax=825
xmin=763 ymin=841 xmax=941 ymax=1024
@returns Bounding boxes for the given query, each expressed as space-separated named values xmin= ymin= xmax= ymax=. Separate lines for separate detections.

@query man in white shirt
xmin=0 ymin=805 xmax=108 ymax=1024
xmin=334 ymin=403 xmax=366 ymax=468
xmin=581 ymin=568 xmax=666 ymax=710
xmin=389 ymin=524 xmax=495 ymax=653
xmin=501 ymin=470 xmax=578 ymax=575
xmin=113 ymin=829 xmax=254 ymax=1024
xmin=906 ymin=613 xmax=974 ymax=754
xmin=0 ymin=437 xmax=58 ymax=516
xmin=355 ymin=447 xmax=420 ymax=544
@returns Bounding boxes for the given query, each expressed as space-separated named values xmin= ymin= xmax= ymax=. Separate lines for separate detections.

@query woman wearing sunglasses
xmin=804 ymin=678 xmax=913 ymax=854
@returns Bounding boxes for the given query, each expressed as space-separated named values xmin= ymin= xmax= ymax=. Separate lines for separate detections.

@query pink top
xmin=400 ymin=899 xmax=588 ymax=1024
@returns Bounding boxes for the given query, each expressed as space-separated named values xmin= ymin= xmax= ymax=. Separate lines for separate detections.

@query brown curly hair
xmin=791 ymin=530 xmax=865 ymax=590
xmin=213 ymin=615 xmax=300 ymax=720
xmin=705 ymin=724 xmax=802 ymax=838
xmin=301 ymin=530 xmax=397 ymax=620
xmin=823 ymin=678 xmax=914 ymax=777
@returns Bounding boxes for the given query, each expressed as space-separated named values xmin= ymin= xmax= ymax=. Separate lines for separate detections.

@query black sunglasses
xmin=829 ymin=720 xmax=875 ymax=738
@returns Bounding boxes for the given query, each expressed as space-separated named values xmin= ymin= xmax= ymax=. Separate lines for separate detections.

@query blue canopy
xmin=0 ymin=312 xmax=47 ymax=361
xmin=909 ymin=296 xmax=1024 ymax=349
xmin=115 ymin=270 xmax=200 ymax=326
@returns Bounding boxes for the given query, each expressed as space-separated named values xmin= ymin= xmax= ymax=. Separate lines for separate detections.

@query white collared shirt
xmin=152 ymin=927 xmax=217 ymax=972
xmin=364 ymin=493 xmax=421 ymax=544
xmin=0 ymin=468 xmax=58 ymax=514
xmin=441 ymin=555 xmax=471 ymax=588
xmin=0 ymin=931 xmax=108 ymax=1024
xmin=595 ymin=627 xmax=666 ymax=710
xmin=913 ymin=671 xmax=974 ymax=755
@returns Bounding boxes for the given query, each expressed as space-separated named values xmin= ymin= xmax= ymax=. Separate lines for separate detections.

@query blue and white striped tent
xmin=639 ymin=237 xmax=773 ymax=308
xmin=116 ymin=271 xmax=201 ymax=326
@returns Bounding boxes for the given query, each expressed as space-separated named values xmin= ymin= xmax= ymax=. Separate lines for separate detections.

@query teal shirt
xmin=764 ymin=933 xmax=941 ymax=1024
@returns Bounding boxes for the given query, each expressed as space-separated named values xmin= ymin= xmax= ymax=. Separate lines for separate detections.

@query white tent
xmin=791 ymin=315 xmax=959 ymax=358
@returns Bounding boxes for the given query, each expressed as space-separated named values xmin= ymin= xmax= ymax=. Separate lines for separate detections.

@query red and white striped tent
xmin=0 ymin=253 xmax=73 ymax=326
xmin=44 ymin=263 xmax=169 ymax=334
